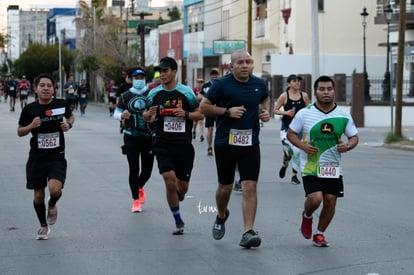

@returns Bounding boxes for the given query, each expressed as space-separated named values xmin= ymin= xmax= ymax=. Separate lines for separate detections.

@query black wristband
xmin=68 ymin=122 xmax=73 ymax=129
xmin=185 ymin=111 xmax=190 ymax=119
xmin=347 ymin=144 xmax=352 ymax=151
xmin=223 ymin=108 xmax=230 ymax=117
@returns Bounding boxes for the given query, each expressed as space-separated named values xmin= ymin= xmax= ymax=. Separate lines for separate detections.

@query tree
xmin=75 ymin=0 xmax=137 ymax=101
xmin=13 ymin=43 xmax=76 ymax=82
xmin=0 ymin=33 xmax=6 ymax=49
xmin=167 ymin=6 xmax=181 ymax=21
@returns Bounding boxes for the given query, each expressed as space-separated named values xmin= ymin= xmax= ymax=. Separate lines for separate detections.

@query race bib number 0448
xmin=317 ymin=162 xmax=340 ymax=178
xmin=38 ymin=132 xmax=60 ymax=149
xmin=228 ymin=129 xmax=252 ymax=146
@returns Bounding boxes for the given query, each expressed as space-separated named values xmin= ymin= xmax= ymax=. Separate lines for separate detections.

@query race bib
xmin=20 ymin=90 xmax=28 ymax=95
xmin=163 ymin=116 xmax=185 ymax=133
xmin=81 ymin=94 xmax=87 ymax=98
xmin=317 ymin=162 xmax=340 ymax=178
xmin=38 ymin=132 xmax=60 ymax=149
xmin=109 ymin=92 xmax=116 ymax=97
xmin=229 ymin=129 xmax=252 ymax=146
xmin=9 ymin=86 xmax=15 ymax=91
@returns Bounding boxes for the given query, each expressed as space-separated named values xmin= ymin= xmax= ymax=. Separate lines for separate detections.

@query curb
xmin=383 ymin=144 xmax=414 ymax=152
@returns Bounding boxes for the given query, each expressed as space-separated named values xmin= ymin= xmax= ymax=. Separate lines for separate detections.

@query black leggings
xmin=124 ymin=134 xmax=154 ymax=199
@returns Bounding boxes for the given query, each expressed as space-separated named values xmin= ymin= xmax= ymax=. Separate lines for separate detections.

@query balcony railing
xmin=377 ymin=1 xmax=414 ymax=15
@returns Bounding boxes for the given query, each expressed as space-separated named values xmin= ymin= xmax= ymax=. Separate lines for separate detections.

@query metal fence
xmin=367 ymin=75 xmax=414 ymax=103
xmin=342 ymin=75 xmax=414 ymax=104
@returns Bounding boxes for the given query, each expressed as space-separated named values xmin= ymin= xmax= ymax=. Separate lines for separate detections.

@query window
xmin=187 ymin=3 xmax=204 ymax=33
xmin=318 ymin=0 xmax=324 ymax=12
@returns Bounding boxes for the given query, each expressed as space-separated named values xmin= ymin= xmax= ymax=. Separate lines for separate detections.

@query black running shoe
xmin=279 ymin=165 xmax=287 ymax=178
xmin=233 ymin=180 xmax=242 ymax=192
xmin=239 ymin=229 xmax=261 ymax=248
xmin=172 ymin=221 xmax=185 ymax=235
xmin=212 ymin=209 xmax=229 ymax=240
xmin=291 ymin=175 xmax=301 ymax=185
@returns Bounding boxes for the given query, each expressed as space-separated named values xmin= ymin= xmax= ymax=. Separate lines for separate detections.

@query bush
xmin=384 ymin=132 xmax=409 ymax=144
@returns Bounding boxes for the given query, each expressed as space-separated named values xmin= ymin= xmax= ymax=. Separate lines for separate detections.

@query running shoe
xmin=233 ymin=179 xmax=242 ymax=192
xmin=47 ymin=197 xmax=58 ymax=225
xmin=312 ymin=234 xmax=329 ymax=247
xmin=192 ymin=131 xmax=196 ymax=139
xmin=207 ymin=147 xmax=213 ymax=156
xmin=36 ymin=226 xmax=50 ymax=240
xmin=300 ymin=211 xmax=313 ymax=239
xmin=172 ymin=221 xmax=185 ymax=235
xmin=212 ymin=209 xmax=229 ymax=240
xmin=200 ymin=136 xmax=204 ymax=142
xmin=138 ymin=188 xmax=146 ymax=204
xmin=279 ymin=165 xmax=287 ymax=178
xmin=131 ymin=199 xmax=142 ymax=212
xmin=291 ymin=175 xmax=301 ymax=185
xmin=239 ymin=230 xmax=261 ymax=248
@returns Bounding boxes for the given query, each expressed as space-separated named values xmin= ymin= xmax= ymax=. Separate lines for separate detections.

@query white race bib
xmin=20 ymin=90 xmax=28 ymax=95
xmin=317 ymin=162 xmax=340 ymax=178
xmin=228 ymin=129 xmax=252 ymax=146
xmin=38 ymin=132 xmax=60 ymax=149
xmin=81 ymin=94 xmax=87 ymax=98
xmin=163 ymin=116 xmax=185 ymax=133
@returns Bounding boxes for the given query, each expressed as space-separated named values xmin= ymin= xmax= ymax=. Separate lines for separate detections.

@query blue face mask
xmin=132 ymin=79 xmax=146 ymax=90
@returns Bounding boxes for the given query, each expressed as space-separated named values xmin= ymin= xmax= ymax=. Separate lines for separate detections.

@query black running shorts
xmin=153 ymin=142 xmax=195 ymax=182
xmin=214 ymin=144 xmax=260 ymax=185
xmin=26 ymin=152 xmax=67 ymax=190
xmin=302 ymin=175 xmax=344 ymax=197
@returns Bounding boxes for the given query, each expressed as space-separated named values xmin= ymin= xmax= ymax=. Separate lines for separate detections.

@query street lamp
xmin=360 ymin=7 xmax=370 ymax=102
xmin=382 ymin=4 xmax=393 ymax=102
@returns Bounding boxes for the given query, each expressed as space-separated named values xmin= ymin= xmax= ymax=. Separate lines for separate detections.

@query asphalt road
xmin=1 ymin=99 xmax=413 ymax=275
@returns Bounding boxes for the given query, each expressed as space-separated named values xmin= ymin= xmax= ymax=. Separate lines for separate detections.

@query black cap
xmin=154 ymin=57 xmax=178 ymax=71
xmin=287 ymin=74 xmax=303 ymax=83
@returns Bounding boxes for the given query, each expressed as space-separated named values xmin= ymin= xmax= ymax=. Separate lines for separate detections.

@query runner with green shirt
xmin=287 ymin=75 xmax=359 ymax=247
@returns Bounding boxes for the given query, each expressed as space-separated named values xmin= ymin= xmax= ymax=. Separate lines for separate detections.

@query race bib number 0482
xmin=317 ymin=162 xmax=340 ymax=178
xmin=38 ymin=132 xmax=60 ymax=149
xmin=228 ymin=129 xmax=252 ymax=146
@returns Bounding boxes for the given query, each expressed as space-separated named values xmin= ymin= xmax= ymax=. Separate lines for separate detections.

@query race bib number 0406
xmin=38 ymin=132 xmax=60 ymax=149
xmin=317 ymin=162 xmax=340 ymax=178
xmin=163 ymin=116 xmax=185 ymax=133
xmin=228 ymin=129 xmax=252 ymax=146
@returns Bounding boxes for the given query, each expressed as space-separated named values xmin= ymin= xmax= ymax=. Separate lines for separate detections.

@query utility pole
xmin=247 ymin=0 xmax=252 ymax=54
xmin=395 ymin=0 xmax=406 ymax=137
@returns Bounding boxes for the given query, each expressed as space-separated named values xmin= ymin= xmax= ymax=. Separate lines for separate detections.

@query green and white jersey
xmin=289 ymin=104 xmax=358 ymax=177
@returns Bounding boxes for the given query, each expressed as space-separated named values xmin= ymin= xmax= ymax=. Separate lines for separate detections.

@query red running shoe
xmin=300 ymin=211 xmax=312 ymax=239
xmin=138 ymin=188 xmax=146 ymax=204
xmin=131 ymin=199 xmax=142 ymax=212
xmin=313 ymin=234 xmax=329 ymax=247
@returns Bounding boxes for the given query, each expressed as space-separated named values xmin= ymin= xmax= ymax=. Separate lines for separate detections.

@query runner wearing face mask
xmin=114 ymin=66 xmax=155 ymax=213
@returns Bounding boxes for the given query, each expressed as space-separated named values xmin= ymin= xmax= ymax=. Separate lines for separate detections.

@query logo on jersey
xmin=321 ymin=123 xmax=334 ymax=134
xmin=45 ymin=107 xmax=65 ymax=117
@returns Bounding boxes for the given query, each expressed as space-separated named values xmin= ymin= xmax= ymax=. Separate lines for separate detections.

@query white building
xmin=6 ymin=5 xmax=48 ymax=61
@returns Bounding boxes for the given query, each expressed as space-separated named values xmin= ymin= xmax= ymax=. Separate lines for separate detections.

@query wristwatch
xmin=68 ymin=122 xmax=73 ymax=129
xmin=223 ymin=108 xmax=230 ymax=117
xmin=346 ymin=144 xmax=352 ymax=151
